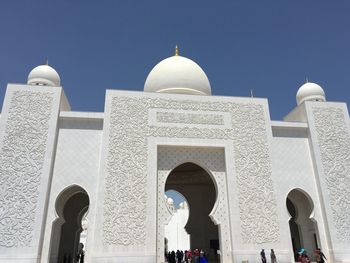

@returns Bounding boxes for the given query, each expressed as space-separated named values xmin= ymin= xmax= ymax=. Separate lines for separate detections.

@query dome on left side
xmin=27 ymin=64 xmax=61 ymax=86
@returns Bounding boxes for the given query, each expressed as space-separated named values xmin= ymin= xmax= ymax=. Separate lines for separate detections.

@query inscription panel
xmin=149 ymin=108 xmax=232 ymax=129
xmin=157 ymin=111 xmax=224 ymax=125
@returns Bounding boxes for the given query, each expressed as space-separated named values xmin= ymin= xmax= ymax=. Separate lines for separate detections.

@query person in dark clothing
xmin=176 ymin=250 xmax=182 ymax=263
xmin=261 ymin=249 xmax=267 ymax=263
xmin=270 ymin=249 xmax=277 ymax=263
xmin=171 ymin=250 xmax=176 ymax=263
xmin=315 ymin=248 xmax=327 ymax=263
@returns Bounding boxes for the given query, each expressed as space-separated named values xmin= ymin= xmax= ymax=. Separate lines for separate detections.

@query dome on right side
xmin=296 ymin=82 xmax=326 ymax=106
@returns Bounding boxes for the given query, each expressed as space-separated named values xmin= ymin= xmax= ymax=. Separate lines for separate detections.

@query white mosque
xmin=0 ymin=48 xmax=349 ymax=263
xmin=164 ymin=196 xmax=190 ymax=253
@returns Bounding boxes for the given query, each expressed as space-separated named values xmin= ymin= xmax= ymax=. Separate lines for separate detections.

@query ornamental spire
xmin=175 ymin=45 xmax=179 ymax=56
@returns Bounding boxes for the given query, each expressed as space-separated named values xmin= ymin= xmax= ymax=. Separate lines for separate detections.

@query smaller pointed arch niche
xmin=287 ymin=189 xmax=320 ymax=262
xmin=49 ymin=185 xmax=89 ymax=263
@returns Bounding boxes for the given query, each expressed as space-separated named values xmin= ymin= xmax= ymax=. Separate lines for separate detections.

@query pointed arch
xmin=164 ymin=162 xmax=220 ymax=262
xmin=49 ymin=185 xmax=90 ymax=263
xmin=164 ymin=161 xmax=219 ymax=219
xmin=286 ymin=188 xmax=320 ymax=261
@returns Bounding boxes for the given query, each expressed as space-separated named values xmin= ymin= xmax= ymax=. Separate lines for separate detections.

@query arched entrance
xmin=165 ymin=163 xmax=220 ymax=263
xmin=49 ymin=185 xmax=89 ymax=263
xmin=287 ymin=189 xmax=320 ymax=261
xmin=157 ymin=147 xmax=232 ymax=263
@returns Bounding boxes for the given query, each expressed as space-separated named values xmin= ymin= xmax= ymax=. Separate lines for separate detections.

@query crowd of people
xmin=166 ymin=248 xmax=208 ymax=263
xmin=261 ymin=247 xmax=328 ymax=263
xmin=296 ymin=248 xmax=327 ymax=263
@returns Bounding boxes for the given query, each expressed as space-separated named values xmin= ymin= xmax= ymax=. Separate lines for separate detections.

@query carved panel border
xmin=0 ymin=90 xmax=54 ymax=247
xmin=103 ymin=97 xmax=148 ymax=246
xmin=312 ymin=107 xmax=350 ymax=242
xmin=103 ymin=95 xmax=279 ymax=247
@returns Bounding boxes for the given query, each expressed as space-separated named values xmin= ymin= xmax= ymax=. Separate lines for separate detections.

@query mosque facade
xmin=0 ymin=50 xmax=350 ymax=263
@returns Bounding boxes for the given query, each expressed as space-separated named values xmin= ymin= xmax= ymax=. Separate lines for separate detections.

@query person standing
xmin=270 ymin=249 xmax=277 ymax=263
xmin=199 ymin=249 xmax=208 ymax=263
xmin=171 ymin=251 xmax=176 ymax=263
xmin=298 ymin=249 xmax=310 ymax=263
xmin=315 ymin=249 xmax=321 ymax=263
xmin=261 ymin=249 xmax=267 ymax=263
xmin=80 ymin=248 xmax=85 ymax=263
xmin=315 ymin=248 xmax=327 ymax=263
xmin=188 ymin=250 xmax=192 ymax=263
xmin=194 ymin=249 xmax=200 ymax=263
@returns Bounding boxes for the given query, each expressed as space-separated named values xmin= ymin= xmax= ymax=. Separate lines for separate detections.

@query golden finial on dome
xmin=175 ymin=45 xmax=179 ymax=56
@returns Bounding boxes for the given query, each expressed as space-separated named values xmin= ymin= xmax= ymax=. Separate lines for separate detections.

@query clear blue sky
xmin=1 ymin=1 xmax=350 ymax=120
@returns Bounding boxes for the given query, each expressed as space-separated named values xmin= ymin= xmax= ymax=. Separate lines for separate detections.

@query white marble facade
xmin=0 ymin=53 xmax=349 ymax=263
xmin=164 ymin=200 xmax=190 ymax=253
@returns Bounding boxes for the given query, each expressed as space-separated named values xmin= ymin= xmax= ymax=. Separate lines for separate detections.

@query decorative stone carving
xmin=0 ymin=90 xmax=53 ymax=247
xmin=312 ymin=107 xmax=350 ymax=242
xmin=103 ymin=95 xmax=279 ymax=247
xmin=103 ymin=97 xmax=148 ymax=246
xmin=230 ymin=103 xmax=279 ymax=244
xmin=156 ymin=112 xmax=225 ymax=126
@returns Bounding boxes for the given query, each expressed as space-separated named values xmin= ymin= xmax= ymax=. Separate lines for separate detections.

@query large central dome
xmin=144 ymin=52 xmax=211 ymax=96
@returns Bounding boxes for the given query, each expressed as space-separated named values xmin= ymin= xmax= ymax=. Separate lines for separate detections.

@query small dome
xmin=144 ymin=54 xmax=211 ymax=95
xmin=296 ymin=82 xmax=326 ymax=105
xmin=27 ymin=64 xmax=61 ymax=86
xmin=167 ymin=197 xmax=174 ymax=205
xmin=179 ymin=201 xmax=188 ymax=209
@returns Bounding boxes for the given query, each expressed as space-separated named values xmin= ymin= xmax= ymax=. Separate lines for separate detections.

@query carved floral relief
xmin=0 ymin=91 xmax=53 ymax=247
xmin=103 ymin=95 xmax=279 ymax=246
xmin=312 ymin=107 xmax=350 ymax=242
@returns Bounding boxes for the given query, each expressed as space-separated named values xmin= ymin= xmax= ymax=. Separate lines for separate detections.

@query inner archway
xmin=49 ymin=185 xmax=89 ymax=263
xmin=287 ymin=189 xmax=320 ymax=261
xmin=165 ymin=162 xmax=220 ymax=263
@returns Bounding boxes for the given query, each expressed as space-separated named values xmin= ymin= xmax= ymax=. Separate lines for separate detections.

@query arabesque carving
xmin=0 ymin=90 xmax=53 ymax=247
xmin=312 ymin=107 xmax=350 ymax=242
xmin=103 ymin=95 xmax=279 ymax=246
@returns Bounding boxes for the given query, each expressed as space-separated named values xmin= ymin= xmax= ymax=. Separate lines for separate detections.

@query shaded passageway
xmin=287 ymin=189 xmax=320 ymax=262
xmin=49 ymin=186 xmax=89 ymax=263
xmin=165 ymin=163 xmax=220 ymax=263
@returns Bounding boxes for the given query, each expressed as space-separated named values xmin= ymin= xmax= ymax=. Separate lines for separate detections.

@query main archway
xmin=165 ymin=163 xmax=219 ymax=262
xmin=157 ymin=146 xmax=233 ymax=263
